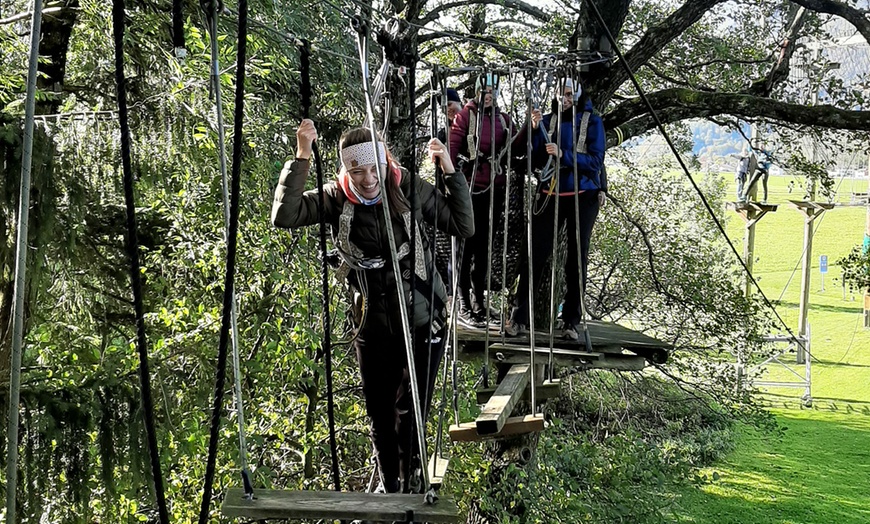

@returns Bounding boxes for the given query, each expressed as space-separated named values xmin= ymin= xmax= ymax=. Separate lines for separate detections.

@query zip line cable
xmin=112 ymin=0 xmax=170 ymax=520
xmin=586 ymin=0 xmax=817 ymax=361
xmin=198 ymin=0 xmax=249 ymax=518
xmin=6 ymin=0 xmax=43 ymax=520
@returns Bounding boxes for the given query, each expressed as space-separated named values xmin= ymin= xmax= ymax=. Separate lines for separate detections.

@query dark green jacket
xmin=272 ymin=159 xmax=474 ymax=333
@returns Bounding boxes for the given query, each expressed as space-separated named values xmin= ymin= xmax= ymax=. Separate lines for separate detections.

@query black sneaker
xmin=503 ymin=320 xmax=528 ymax=337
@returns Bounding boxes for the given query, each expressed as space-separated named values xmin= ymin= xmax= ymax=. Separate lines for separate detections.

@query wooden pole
xmin=864 ymin=153 xmax=870 ymax=328
xmin=797 ymin=195 xmax=815 ymax=364
xmin=744 ymin=125 xmax=759 ymax=299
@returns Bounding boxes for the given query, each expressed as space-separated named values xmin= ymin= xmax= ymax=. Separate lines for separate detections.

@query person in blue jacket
xmin=507 ymin=78 xmax=606 ymax=340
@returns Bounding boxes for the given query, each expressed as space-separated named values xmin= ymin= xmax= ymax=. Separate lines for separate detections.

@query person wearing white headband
xmin=272 ymin=119 xmax=474 ymax=494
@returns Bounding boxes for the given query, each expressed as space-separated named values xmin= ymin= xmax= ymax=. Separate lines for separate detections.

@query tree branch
xmin=602 ymin=0 xmax=729 ymax=100
xmin=605 ymin=88 xmax=870 ymax=143
xmin=645 ymin=62 xmax=714 ymax=92
xmin=416 ymin=0 xmax=551 ymax=26
xmin=789 ymin=0 xmax=870 ymax=45
xmin=751 ymin=5 xmax=808 ymax=97
xmin=0 ymin=6 xmax=62 ymax=25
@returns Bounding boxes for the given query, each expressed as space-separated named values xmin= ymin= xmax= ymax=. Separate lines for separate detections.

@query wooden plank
xmin=476 ymin=364 xmax=529 ymax=435
xmin=496 ymin=353 xmax=646 ymax=371
xmin=594 ymin=355 xmax=646 ymax=371
xmin=476 ymin=379 xmax=562 ymax=404
xmin=726 ymin=201 xmax=779 ymax=213
xmin=449 ymin=414 xmax=545 ymax=442
xmin=428 ymin=454 xmax=450 ymax=487
xmin=489 ymin=343 xmax=603 ymax=361
xmin=221 ymin=488 xmax=460 ymax=522
xmin=456 ymin=320 xmax=671 ymax=355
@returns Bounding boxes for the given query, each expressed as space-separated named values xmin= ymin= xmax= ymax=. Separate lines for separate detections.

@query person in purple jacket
xmin=506 ymin=78 xmax=606 ymax=340
xmin=449 ymin=73 xmax=525 ymax=327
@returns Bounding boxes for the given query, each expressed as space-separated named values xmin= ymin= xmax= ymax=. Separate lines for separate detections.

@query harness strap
xmin=466 ymin=108 xmax=507 ymax=162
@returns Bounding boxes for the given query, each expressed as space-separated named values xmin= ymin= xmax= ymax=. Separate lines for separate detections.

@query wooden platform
xmin=456 ymin=320 xmax=671 ymax=365
xmin=726 ymin=201 xmax=779 ymax=213
xmin=789 ymin=200 xmax=836 ymax=212
xmin=449 ymin=414 xmax=545 ymax=442
xmin=222 ymin=488 xmax=460 ymax=522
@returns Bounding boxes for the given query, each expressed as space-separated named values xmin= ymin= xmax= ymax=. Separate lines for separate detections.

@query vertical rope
xmin=172 ymin=0 xmax=185 ymax=56
xmin=430 ymin=66 xmax=448 ymax=472
xmin=547 ymin=73 xmax=565 ymax=375
xmin=6 ymin=0 xmax=43 ymax=520
xmin=499 ymin=71 xmax=516 ymax=349
xmin=570 ymin=68 xmax=594 ymax=356
xmin=408 ymin=62 xmax=418 ymax=421
xmin=299 ymin=39 xmax=342 ymax=492
xmin=525 ymin=70 xmax=537 ymax=410
xmin=204 ymin=0 xmax=252 ymax=496
xmin=112 ymin=0 xmax=170 ymax=521
xmin=352 ymin=21 xmax=431 ymax=492
xmin=482 ymin=73 xmax=498 ymax=389
xmin=198 ymin=0 xmax=247 ymax=518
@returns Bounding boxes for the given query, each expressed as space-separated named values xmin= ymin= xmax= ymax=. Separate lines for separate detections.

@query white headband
xmin=341 ymin=141 xmax=387 ymax=170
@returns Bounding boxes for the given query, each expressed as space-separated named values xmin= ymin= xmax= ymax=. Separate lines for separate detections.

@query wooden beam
xmin=449 ymin=414 xmax=545 ymax=442
xmin=495 ymin=353 xmax=647 ymax=371
xmin=476 ymin=379 xmax=562 ymax=404
xmin=428 ymin=454 xmax=449 ymax=488
xmin=593 ymin=355 xmax=646 ymax=371
xmin=221 ymin=488 xmax=460 ymax=522
xmin=489 ymin=343 xmax=603 ymax=360
xmin=455 ymin=320 xmax=672 ymax=355
xmin=476 ymin=364 xmax=530 ymax=435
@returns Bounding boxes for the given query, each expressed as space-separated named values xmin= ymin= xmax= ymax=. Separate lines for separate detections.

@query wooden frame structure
xmin=447 ymin=320 xmax=671 ymax=442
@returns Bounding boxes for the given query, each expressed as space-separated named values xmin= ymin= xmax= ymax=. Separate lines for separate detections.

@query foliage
xmin=1 ymin=0 xmax=869 ymax=522
xmin=838 ymin=244 xmax=870 ymax=293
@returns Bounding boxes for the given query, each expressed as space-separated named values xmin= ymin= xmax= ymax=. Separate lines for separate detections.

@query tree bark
xmin=605 ymin=89 xmax=870 ymax=144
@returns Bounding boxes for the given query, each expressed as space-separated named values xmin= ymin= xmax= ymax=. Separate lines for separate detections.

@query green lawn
xmin=673 ymin=410 xmax=870 ymax=524
xmin=672 ymin=173 xmax=870 ymax=523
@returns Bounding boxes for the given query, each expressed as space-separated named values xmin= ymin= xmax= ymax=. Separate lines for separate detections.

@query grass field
xmin=670 ymin=174 xmax=870 ymax=523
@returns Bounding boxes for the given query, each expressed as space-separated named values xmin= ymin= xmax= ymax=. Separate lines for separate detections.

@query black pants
xmin=512 ymin=190 xmax=600 ymax=326
xmin=459 ymin=188 xmax=505 ymax=308
xmin=354 ymin=325 xmax=445 ymax=492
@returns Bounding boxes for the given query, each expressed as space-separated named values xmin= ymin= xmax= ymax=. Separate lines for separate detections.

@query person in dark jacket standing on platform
xmin=437 ymin=88 xmax=463 ymax=145
xmin=272 ymin=119 xmax=474 ymax=493
xmin=507 ymin=78 xmax=606 ymax=341
xmin=449 ymin=74 xmax=524 ymax=327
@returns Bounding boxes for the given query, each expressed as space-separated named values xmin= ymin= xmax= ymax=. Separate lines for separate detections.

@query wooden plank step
xmin=476 ymin=379 xmax=561 ymax=404
xmin=428 ymin=454 xmax=450 ymax=487
xmin=449 ymin=414 xmax=545 ymax=442
xmin=476 ymin=364 xmax=529 ymax=435
xmin=221 ymin=488 xmax=460 ymax=522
